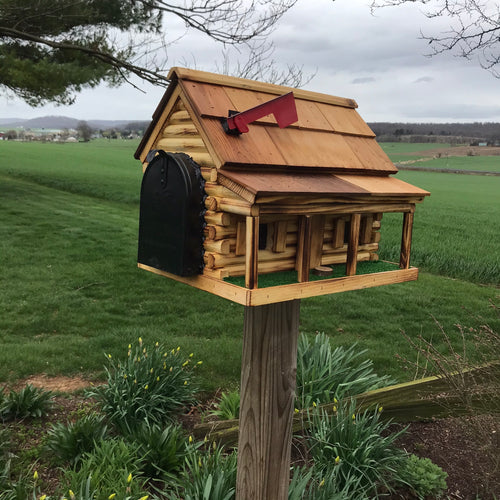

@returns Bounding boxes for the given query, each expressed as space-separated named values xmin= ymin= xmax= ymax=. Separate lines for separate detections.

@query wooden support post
xmin=332 ymin=217 xmax=345 ymax=249
xmin=346 ymin=213 xmax=361 ymax=276
xmin=400 ymin=211 xmax=414 ymax=269
xmin=309 ymin=215 xmax=326 ymax=268
xmin=245 ymin=216 xmax=259 ymax=289
xmin=236 ymin=300 xmax=301 ymax=500
xmin=295 ymin=215 xmax=312 ymax=282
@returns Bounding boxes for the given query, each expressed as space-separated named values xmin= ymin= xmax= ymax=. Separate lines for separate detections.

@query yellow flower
xmin=155 ymin=342 xmax=159 ymax=347
xmin=294 ymin=408 xmax=299 ymax=414
xmin=334 ymin=397 xmax=338 ymax=404
xmin=189 ymin=435 xmax=193 ymax=444
xmin=312 ymin=402 xmax=317 ymax=407
xmin=150 ymin=368 xmax=154 ymax=373
xmin=109 ymin=494 xmax=117 ymax=500
xmin=127 ymin=473 xmax=133 ymax=484
xmin=40 ymin=495 xmax=47 ymax=500
xmin=33 ymin=470 xmax=39 ymax=481
xmin=138 ymin=337 xmax=143 ymax=345
xmin=69 ymin=490 xmax=75 ymax=500
xmin=108 ymin=354 xmax=112 ymax=359
xmin=184 ymin=381 xmax=188 ymax=385
xmin=182 ymin=360 xmax=189 ymax=367
xmin=156 ymin=376 xmax=160 ymax=382
xmin=335 ymin=456 xmax=340 ymax=465
xmin=198 ymin=458 xmax=203 ymax=467
xmin=128 ymin=344 xmax=132 ymax=349
xmin=123 ymin=374 xmax=127 ymax=379
xmin=378 ymin=406 xmax=383 ymax=413
xmin=352 ymin=414 xmax=356 ymax=421
xmin=134 ymin=379 xmax=137 ymax=384
xmin=144 ymin=384 xmax=149 ymax=390
xmin=333 ymin=406 xmax=337 ymax=413
xmin=189 ymin=353 xmax=194 ymax=358
xmin=197 ymin=361 xmax=203 ymax=365
xmin=169 ymin=367 xmax=173 ymax=372
xmin=171 ymin=349 xmax=175 ymax=355
xmin=319 ymin=479 xmax=325 ymax=488
xmin=139 ymin=496 xmax=149 ymax=500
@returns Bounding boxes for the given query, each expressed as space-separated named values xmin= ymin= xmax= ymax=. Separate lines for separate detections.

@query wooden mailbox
xmin=135 ymin=67 xmax=429 ymax=499
xmin=135 ymin=67 xmax=429 ymax=305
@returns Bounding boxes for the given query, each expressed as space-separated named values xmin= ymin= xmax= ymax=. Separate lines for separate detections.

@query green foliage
xmin=44 ymin=412 xmax=108 ymax=466
xmin=125 ymin=421 xmax=189 ymax=479
xmin=0 ymin=428 xmax=12 ymax=492
xmin=307 ymin=401 xmax=407 ymax=497
xmin=89 ymin=339 xmax=200 ymax=433
xmin=288 ymin=467 xmax=369 ymax=500
xmin=210 ymin=391 xmax=240 ymax=420
xmin=0 ymin=385 xmax=53 ymax=420
xmin=169 ymin=445 xmax=238 ymax=500
xmin=62 ymin=439 xmax=148 ymax=500
xmin=296 ymin=333 xmax=393 ymax=409
xmin=397 ymin=454 xmax=448 ymax=499
xmin=0 ymin=0 xmax=161 ymax=106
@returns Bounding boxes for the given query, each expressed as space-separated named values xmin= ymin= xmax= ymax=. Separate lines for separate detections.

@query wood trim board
xmin=138 ymin=263 xmax=419 ymax=306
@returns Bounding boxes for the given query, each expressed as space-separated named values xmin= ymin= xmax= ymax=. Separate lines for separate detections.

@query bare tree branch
xmin=370 ymin=0 xmax=500 ymax=77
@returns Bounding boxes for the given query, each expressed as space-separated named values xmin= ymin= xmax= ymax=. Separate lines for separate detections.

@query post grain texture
xmin=236 ymin=300 xmax=301 ymax=500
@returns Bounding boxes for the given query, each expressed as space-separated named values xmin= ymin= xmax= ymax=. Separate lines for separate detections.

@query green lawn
xmin=0 ymin=140 xmax=498 ymax=390
xmin=380 ymin=142 xmax=500 ymax=172
xmin=380 ymin=142 xmax=453 ymax=162
xmin=381 ymin=170 xmax=500 ymax=284
xmin=405 ymin=155 xmax=500 ymax=173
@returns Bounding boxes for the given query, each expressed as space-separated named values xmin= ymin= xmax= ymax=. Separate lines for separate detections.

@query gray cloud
xmin=351 ymin=77 xmax=376 ymax=84
xmin=413 ymin=77 xmax=434 ymax=83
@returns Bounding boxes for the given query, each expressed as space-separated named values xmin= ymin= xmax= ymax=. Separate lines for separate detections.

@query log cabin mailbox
xmin=135 ymin=67 xmax=429 ymax=499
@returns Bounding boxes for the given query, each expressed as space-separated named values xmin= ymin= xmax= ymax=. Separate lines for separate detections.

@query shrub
xmin=0 ymin=385 xmax=53 ymax=420
xmin=44 ymin=412 xmax=108 ymax=466
xmin=89 ymin=338 xmax=200 ymax=433
xmin=296 ymin=333 xmax=393 ymax=409
xmin=288 ymin=466 xmax=369 ymax=500
xmin=125 ymin=421 xmax=188 ymax=479
xmin=307 ymin=400 xmax=407 ymax=497
xmin=210 ymin=390 xmax=240 ymax=421
xmin=62 ymin=439 xmax=148 ymax=500
xmin=0 ymin=428 xmax=12 ymax=492
xmin=169 ymin=444 xmax=237 ymax=500
xmin=397 ymin=454 xmax=447 ymax=499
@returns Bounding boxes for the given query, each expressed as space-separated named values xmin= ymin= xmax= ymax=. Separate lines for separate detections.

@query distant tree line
xmin=369 ymin=122 xmax=500 ymax=143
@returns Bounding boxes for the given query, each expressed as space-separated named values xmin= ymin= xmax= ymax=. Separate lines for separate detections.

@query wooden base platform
xmin=138 ymin=263 xmax=419 ymax=306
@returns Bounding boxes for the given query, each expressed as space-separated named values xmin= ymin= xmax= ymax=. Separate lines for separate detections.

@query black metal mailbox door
xmin=138 ymin=151 xmax=206 ymax=277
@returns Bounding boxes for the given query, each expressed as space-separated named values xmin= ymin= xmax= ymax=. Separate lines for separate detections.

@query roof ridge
xmin=167 ymin=67 xmax=358 ymax=109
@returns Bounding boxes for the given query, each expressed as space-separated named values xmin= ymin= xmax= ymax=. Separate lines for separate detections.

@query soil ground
xmin=5 ymin=375 xmax=500 ymax=499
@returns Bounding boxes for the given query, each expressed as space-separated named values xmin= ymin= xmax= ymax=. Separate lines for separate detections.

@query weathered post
xmin=236 ymin=300 xmax=301 ymax=500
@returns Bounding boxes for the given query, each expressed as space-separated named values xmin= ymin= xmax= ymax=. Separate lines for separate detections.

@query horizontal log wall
xmin=202 ymin=213 xmax=382 ymax=278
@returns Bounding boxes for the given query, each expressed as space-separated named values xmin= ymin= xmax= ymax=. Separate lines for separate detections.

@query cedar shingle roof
xmin=135 ymin=67 xmax=396 ymax=175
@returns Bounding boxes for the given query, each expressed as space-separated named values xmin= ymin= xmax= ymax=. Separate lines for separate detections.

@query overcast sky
xmin=1 ymin=0 xmax=499 ymax=123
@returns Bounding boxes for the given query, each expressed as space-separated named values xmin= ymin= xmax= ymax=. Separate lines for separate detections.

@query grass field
xmin=380 ymin=142 xmax=500 ymax=172
xmin=401 ymin=155 xmax=500 ymax=172
xmin=0 ymin=140 xmax=498 ymax=391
